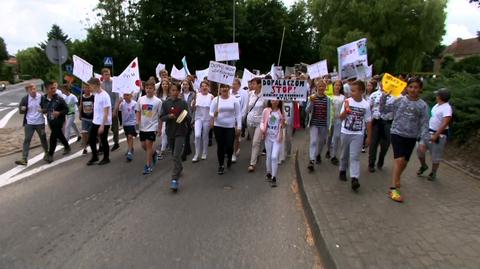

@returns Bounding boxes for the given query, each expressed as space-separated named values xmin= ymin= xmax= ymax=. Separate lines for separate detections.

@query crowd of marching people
xmin=15 ymin=67 xmax=452 ymax=201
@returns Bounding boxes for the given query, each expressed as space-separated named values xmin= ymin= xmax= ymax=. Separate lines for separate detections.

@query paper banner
xmin=241 ymin=68 xmax=256 ymax=90
xmin=155 ymin=63 xmax=166 ymax=79
xmin=72 ymin=55 xmax=93 ymax=83
xmin=112 ymin=57 xmax=141 ymax=94
xmin=307 ymin=60 xmax=328 ymax=79
xmin=207 ymin=61 xmax=236 ymax=86
xmin=214 ymin=42 xmax=240 ymax=62
xmin=171 ymin=65 xmax=187 ymax=81
xmin=261 ymin=79 xmax=308 ymax=101
xmin=381 ymin=73 xmax=407 ymax=97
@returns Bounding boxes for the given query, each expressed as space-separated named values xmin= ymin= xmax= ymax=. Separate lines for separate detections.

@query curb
xmin=444 ymin=160 xmax=480 ymax=181
xmin=294 ymin=149 xmax=337 ymax=269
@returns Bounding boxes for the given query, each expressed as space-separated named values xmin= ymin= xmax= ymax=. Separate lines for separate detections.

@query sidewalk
xmin=293 ymin=129 xmax=480 ymax=269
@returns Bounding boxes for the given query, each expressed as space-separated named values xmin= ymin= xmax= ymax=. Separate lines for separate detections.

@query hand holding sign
xmin=381 ymin=73 xmax=407 ymax=97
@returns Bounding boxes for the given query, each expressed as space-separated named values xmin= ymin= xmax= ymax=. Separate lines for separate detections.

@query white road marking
xmin=0 ymin=129 xmax=125 ymax=189
xmin=0 ymin=108 xmax=19 ymax=128
xmin=0 ymin=107 xmax=10 ymax=112
xmin=8 ymin=102 xmax=19 ymax=106
xmin=1 ymin=138 xmax=127 ymax=188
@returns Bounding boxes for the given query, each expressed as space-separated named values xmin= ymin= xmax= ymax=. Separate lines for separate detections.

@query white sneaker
xmin=192 ymin=155 xmax=199 ymax=163
xmin=232 ymin=155 xmax=237 ymax=163
xmin=201 ymin=153 xmax=207 ymax=160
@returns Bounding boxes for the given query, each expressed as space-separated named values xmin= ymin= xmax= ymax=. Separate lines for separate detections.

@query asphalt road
xmin=0 ymin=135 xmax=320 ymax=269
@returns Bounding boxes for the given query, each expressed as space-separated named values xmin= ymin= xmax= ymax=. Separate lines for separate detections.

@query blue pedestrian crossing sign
xmin=103 ymin=57 xmax=113 ymax=66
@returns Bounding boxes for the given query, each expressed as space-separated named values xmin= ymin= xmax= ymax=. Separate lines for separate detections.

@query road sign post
xmin=45 ymin=40 xmax=68 ymax=85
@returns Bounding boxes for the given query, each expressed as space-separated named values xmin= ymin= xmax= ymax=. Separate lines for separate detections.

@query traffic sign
xmin=66 ymin=64 xmax=73 ymax=74
xmin=104 ymin=57 xmax=113 ymax=66
xmin=45 ymin=40 xmax=68 ymax=65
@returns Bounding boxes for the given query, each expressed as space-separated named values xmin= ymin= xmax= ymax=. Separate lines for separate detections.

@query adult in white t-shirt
xmin=230 ymin=78 xmax=248 ymax=163
xmin=209 ymin=84 xmax=242 ymax=175
xmin=417 ymin=88 xmax=452 ymax=180
xmin=87 ymin=77 xmax=112 ymax=165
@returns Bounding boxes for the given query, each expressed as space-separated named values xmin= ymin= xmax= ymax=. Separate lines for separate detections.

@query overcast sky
xmin=1 ymin=0 xmax=479 ymax=55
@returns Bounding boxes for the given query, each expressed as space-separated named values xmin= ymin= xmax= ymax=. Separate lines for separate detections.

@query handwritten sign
xmin=72 ymin=55 xmax=93 ymax=83
xmin=241 ymin=68 xmax=255 ymax=90
xmin=214 ymin=43 xmax=240 ymax=62
xmin=207 ymin=61 xmax=236 ymax=86
xmin=261 ymin=79 xmax=308 ymax=101
xmin=381 ymin=73 xmax=407 ymax=97
xmin=112 ymin=57 xmax=141 ymax=94
xmin=337 ymin=38 xmax=368 ymax=79
xmin=307 ymin=60 xmax=328 ymax=79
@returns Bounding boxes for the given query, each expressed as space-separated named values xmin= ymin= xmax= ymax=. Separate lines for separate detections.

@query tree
xmin=308 ymin=0 xmax=447 ymax=73
xmin=40 ymin=24 xmax=72 ymax=49
xmin=0 ymin=37 xmax=8 ymax=62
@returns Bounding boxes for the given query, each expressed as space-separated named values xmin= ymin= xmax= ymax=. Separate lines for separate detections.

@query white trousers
xmin=339 ymin=133 xmax=363 ymax=179
xmin=265 ymin=138 xmax=281 ymax=177
xmin=64 ymin=114 xmax=80 ymax=139
xmin=194 ymin=119 xmax=210 ymax=157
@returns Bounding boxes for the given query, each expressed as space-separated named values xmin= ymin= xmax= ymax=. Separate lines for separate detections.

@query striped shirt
xmin=310 ymin=96 xmax=328 ymax=127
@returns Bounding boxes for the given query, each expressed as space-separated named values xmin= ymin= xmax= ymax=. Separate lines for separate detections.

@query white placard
xmin=261 ymin=79 xmax=308 ymax=101
xmin=155 ymin=63 xmax=166 ymax=79
xmin=196 ymin=68 xmax=209 ymax=81
xmin=337 ymin=38 xmax=368 ymax=79
xmin=269 ymin=64 xmax=284 ymax=79
xmin=207 ymin=61 xmax=236 ymax=86
xmin=171 ymin=65 xmax=187 ymax=81
xmin=112 ymin=57 xmax=141 ymax=94
xmin=241 ymin=68 xmax=255 ymax=90
xmin=72 ymin=55 xmax=93 ymax=83
xmin=307 ymin=60 xmax=328 ymax=79
xmin=214 ymin=43 xmax=240 ymax=62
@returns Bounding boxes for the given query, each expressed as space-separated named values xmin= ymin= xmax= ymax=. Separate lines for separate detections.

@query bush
xmin=422 ymin=73 xmax=480 ymax=143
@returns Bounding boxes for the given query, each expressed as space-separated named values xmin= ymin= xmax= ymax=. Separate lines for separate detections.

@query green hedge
xmin=422 ymin=72 xmax=480 ymax=143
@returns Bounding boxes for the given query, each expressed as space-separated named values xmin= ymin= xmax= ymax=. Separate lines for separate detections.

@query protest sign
xmin=269 ymin=64 xmax=284 ymax=79
xmin=261 ymin=79 xmax=308 ymax=101
xmin=337 ymin=38 xmax=368 ymax=79
xmin=366 ymin=65 xmax=373 ymax=79
xmin=207 ymin=61 xmax=236 ymax=86
xmin=241 ymin=68 xmax=256 ymax=90
xmin=94 ymin=72 xmax=102 ymax=81
xmin=307 ymin=60 xmax=328 ymax=79
xmin=196 ymin=68 xmax=209 ymax=81
xmin=214 ymin=42 xmax=240 ymax=62
xmin=72 ymin=55 xmax=93 ymax=83
xmin=171 ymin=65 xmax=187 ymax=81
xmin=381 ymin=73 xmax=407 ymax=97
xmin=155 ymin=63 xmax=166 ymax=79
xmin=112 ymin=57 xmax=141 ymax=94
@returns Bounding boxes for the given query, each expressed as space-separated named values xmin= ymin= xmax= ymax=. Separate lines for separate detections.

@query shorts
xmin=419 ymin=134 xmax=447 ymax=163
xmin=391 ymin=134 xmax=417 ymax=161
xmin=139 ymin=131 xmax=156 ymax=142
xmin=123 ymin=125 xmax=138 ymax=137
xmin=81 ymin=119 xmax=93 ymax=133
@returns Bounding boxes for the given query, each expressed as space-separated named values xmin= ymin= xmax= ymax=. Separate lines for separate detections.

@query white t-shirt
xmin=332 ymin=94 xmax=345 ymax=119
xmin=210 ymin=95 xmax=242 ymax=129
xmin=93 ymin=90 xmax=112 ymax=125
xmin=429 ymin=103 xmax=452 ymax=131
xmin=136 ymin=95 xmax=162 ymax=132
xmin=340 ymin=97 xmax=372 ymax=135
xmin=119 ymin=100 xmax=137 ymax=126
xmin=26 ymin=94 xmax=45 ymax=125
xmin=55 ymin=89 xmax=66 ymax=99
xmin=231 ymin=89 xmax=248 ymax=117
xmin=266 ymin=110 xmax=282 ymax=141
xmin=194 ymin=93 xmax=213 ymax=121
xmin=64 ymin=94 xmax=78 ymax=115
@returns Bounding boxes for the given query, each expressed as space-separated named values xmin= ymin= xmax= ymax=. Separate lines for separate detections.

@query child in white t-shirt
xmin=135 ymin=79 xmax=162 ymax=175
xmin=338 ymin=80 xmax=372 ymax=191
xmin=119 ymin=92 xmax=137 ymax=162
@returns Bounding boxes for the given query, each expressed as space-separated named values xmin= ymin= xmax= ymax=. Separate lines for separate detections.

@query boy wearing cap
xmin=136 ymin=79 xmax=162 ymax=175
xmin=87 ymin=77 xmax=112 ymax=166
xmin=416 ymin=88 xmax=452 ymax=181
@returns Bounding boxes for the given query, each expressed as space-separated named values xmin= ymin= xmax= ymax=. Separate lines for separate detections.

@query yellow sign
xmin=381 ymin=73 xmax=407 ymax=97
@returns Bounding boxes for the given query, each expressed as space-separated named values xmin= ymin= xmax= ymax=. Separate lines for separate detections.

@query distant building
xmin=434 ymin=37 xmax=480 ymax=74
